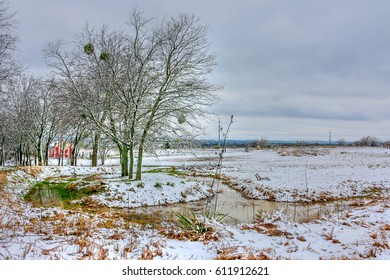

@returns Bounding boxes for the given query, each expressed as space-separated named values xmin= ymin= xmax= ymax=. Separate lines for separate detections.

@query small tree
xmin=250 ymin=137 xmax=270 ymax=149
xmin=0 ymin=0 xmax=20 ymax=83
xmin=355 ymin=136 xmax=381 ymax=147
xmin=337 ymin=138 xmax=347 ymax=146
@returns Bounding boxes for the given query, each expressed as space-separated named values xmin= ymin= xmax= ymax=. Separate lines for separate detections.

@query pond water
xmin=31 ymin=188 xmax=64 ymax=208
xmin=128 ymin=181 xmax=352 ymax=225
xmin=31 ymin=179 xmax=352 ymax=225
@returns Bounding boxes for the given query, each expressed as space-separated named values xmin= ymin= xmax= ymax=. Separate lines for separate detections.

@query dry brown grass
xmin=362 ymin=227 xmax=390 ymax=258
xmin=276 ymin=147 xmax=330 ymax=157
xmin=381 ymin=224 xmax=390 ymax=231
xmin=79 ymin=197 xmax=107 ymax=208
xmin=321 ymin=256 xmax=360 ymax=260
xmin=139 ymin=242 xmax=163 ymax=260
xmin=266 ymin=228 xmax=292 ymax=237
xmin=241 ymin=223 xmax=293 ymax=239
xmin=296 ymin=235 xmax=306 ymax=242
xmin=19 ymin=166 xmax=43 ymax=177
xmin=0 ymin=168 xmax=20 ymax=190
xmin=120 ymin=236 xmax=139 ymax=258
xmin=0 ymin=172 xmax=8 ymax=188
xmin=108 ymin=231 xmax=125 ymax=240
xmin=323 ymin=226 xmax=341 ymax=244
xmin=215 ymin=246 xmax=273 ymax=260
xmin=160 ymin=225 xmax=220 ymax=242
xmin=241 ymin=224 xmax=266 ymax=233
xmin=258 ymin=223 xmax=278 ymax=229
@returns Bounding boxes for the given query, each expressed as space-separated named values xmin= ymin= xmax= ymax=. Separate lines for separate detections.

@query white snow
xmin=149 ymin=147 xmax=390 ymax=202
xmin=1 ymin=147 xmax=389 ymax=260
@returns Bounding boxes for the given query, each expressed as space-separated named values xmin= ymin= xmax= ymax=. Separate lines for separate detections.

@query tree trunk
xmin=70 ymin=145 xmax=76 ymax=166
xmin=25 ymin=145 xmax=31 ymax=166
xmin=74 ymin=148 xmax=78 ymax=166
xmin=129 ymin=143 xmax=134 ymax=179
xmin=100 ymin=147 xmax=106 ymax=166
xmin=60 ymin=145 xmax=64 ymax=166
xmin=18 ymin=144 xmax=22 ymax=166
xmin=57 ymin=146 xmax=61 ymax=166
xmin=135 ymin=144 xmax=143 ymax=180
xmin=37 ymin=142 xmax=43 ymax=166
xmin=136 ymin=132 xmax=148 ymax=180
xmin=92 ymin=132 xmax=99 ymax=167
xmin=0 ymin=139 xmax=4 ymax=167
xmin=44 ymin=142 xmax=50 ymax=166
xmin=136 ymin=113 xmax=156 ymax=180
xmin=119 ymin=145 xmax=129 ymax=177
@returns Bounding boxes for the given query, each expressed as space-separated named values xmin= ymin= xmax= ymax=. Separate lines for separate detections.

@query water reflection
xmin=32 ymin=188 xmax=63 ymax=208
xmin=29 ymin=180 xmax=352 ymax=225
xmin=128 ymin=184 xmax=351 ymax=225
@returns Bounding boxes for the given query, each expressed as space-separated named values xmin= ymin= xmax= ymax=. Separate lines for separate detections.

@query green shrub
xmin=166 ymin=182 xmax=175 ymax=187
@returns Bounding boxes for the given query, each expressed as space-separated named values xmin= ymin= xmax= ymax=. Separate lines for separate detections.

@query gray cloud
xmin=10 ymin=0 xmax=390 ymax=140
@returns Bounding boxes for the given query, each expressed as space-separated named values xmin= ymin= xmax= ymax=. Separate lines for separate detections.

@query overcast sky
xmin=10 ymin=0 xmax=390 ymax=141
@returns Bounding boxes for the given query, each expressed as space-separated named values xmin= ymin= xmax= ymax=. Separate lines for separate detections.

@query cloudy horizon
xmin=11 ymin=0 xmax=390 ymax=141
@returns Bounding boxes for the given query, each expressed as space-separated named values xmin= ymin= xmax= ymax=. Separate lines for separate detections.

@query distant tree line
xmin=0 ymin=3 xmax=219 ymax=179
xmin=353 ymin=136 xmax=382 ymax=147
xmin=243 ymin=135 xmax=388 ymax=149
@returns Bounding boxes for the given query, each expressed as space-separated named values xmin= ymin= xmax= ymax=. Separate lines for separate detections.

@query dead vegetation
xmin=215 ymin=246 xmax=273 ymax=260
xmin=2 ymin=156 xmax=390 ymax=260
xmin=160 ymin=223 xmax=220 ymax=242
xmin=240 ymin=223 xmax=293 ymax=239
xmin=19 ymin=166 xmax=44 ymax=177
xmin=0 ymin=172 xmax=8 ymax=189
xmin=365 ymin=227 xmax=390 ymax=257
xmin=324 ymin=227 xmax=341 ymax=244
xmin=276 ymin=147 xmax=330 ymax=157
xmin=139 ymin=242 xmax=163 ymax=260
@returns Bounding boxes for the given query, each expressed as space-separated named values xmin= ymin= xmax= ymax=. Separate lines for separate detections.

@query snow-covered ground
xmin=145 ymin=146 xmax=390 ymax=202
xmin=0 ymin=147 xmax=389 ymax=260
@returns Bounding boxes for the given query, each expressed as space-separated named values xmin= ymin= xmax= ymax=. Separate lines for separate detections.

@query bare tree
xmin=26 ymin=79 xmax=59 ymax=166
xmin=337 ymin=138 xmax=347 ymax=146
xmin=45 ymin=10 xmax=219 ymax=179
xmin=44 ymin=28 xmax=136 ymax=173
xmin=2 ymin=75 xmax=33 ymax=165
xmin=1 ymin=75 xmax=59 ymax=166
xmin=354 ymin=136 xmax=381 ymax=147
xmin=134 ymin=13 xmax=219 ymax=179
xmin=44 ymin=38 xmax=108 ymax=167
xmin=0 ymin=0 xmax=19 ymax=84
xmin=0 ymin=90 xmax=11 ymax=165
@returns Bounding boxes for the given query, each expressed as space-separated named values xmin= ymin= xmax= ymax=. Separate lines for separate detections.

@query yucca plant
xmin=176 ymin=212 xmax=207 ymax=233
xmin=176 ymin=210 xmax=228 ymax=234
xmin=206 ymin=210 xmax=228 ymax=223
xmin=255 ymin=209 xmax=271 ymax=223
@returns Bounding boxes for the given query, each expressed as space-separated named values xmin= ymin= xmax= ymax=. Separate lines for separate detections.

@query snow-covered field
xmin=0 ymin=146 xmax=389 ymax=260
xmin=146 ymin=146 xmax=390 ymax=202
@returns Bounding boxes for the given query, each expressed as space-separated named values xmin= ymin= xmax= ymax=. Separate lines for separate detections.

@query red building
xmin=49 ymin=143 xmax=73 ymax=159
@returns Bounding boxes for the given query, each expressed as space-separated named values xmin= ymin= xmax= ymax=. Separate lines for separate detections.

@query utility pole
xmin=218 ymin=116 xmax=221 ymax=146
xmin=329 ymin=130 xmax=332 ymax=145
